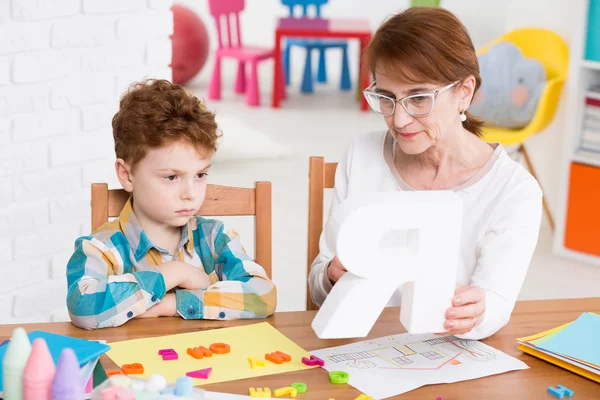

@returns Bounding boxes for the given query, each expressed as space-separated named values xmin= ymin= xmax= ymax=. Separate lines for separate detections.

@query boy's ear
xmin=115 ymin=159 xmax=134 ymax=193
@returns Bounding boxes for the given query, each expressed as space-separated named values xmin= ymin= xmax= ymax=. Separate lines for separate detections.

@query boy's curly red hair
xmin=112 ymin=79 xmax=219 ymax=170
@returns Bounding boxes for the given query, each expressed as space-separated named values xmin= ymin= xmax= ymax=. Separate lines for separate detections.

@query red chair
xmin=207 ymin=0 xmax=285 ymax=106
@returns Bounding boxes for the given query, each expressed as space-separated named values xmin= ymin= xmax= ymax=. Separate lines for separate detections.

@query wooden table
xmin=1 ymin=299 xmax=599 ymax=399
xmin=271 ymin=17 xmax=372 ymax=111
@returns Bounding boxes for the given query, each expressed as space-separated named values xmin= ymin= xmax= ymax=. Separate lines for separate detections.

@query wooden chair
xmin=90 ymin=182 xmax=272 ymax=278
xmin=306 ymin=157 xmax=338 ymax=310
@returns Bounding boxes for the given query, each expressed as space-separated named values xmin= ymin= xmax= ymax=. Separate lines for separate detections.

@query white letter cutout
xmin=312 ymin=191 xmax=463 ymax=339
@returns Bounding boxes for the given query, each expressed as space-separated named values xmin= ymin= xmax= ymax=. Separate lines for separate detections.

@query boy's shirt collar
xmin=118 ymin=197 xmax=195 ymax=261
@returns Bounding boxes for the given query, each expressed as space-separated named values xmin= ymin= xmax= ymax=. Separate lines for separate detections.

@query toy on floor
xmin=171 ymin=4 xmax=210 ymax=85
xmin=2 ymin=327 xmax=84 ymax=400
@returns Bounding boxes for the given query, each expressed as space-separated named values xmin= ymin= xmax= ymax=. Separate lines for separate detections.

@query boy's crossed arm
xmin=144 ymin=227 xmax=277 ymax=321
xmin=137 ymin=261 xmax=212 ymax=318
xmin=66 ymin=236 xmax=211 ymax=329
xmin=67 ymin=226 xmax=276 ymax=329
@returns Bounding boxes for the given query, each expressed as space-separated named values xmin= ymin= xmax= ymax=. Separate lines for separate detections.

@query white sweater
xmin=308 ymin=130 xmax=543 ymax=340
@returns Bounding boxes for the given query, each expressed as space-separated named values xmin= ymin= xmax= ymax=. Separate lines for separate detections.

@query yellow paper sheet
xmin=105 ymin=322 xmax=316 ymax=385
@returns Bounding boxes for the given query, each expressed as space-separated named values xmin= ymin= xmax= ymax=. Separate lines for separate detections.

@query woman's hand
xmin=327 ymin=256 xmax=347 ymax=284
xmin=442 ymin=284 xmax=486 ymax=335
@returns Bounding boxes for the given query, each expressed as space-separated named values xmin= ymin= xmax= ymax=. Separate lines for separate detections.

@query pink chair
xmin=207 ymin=0 xmax=285 ymax=106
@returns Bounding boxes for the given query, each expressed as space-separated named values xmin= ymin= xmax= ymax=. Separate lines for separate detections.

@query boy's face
xmin=117 ymin=140 xmax=212 ymax=229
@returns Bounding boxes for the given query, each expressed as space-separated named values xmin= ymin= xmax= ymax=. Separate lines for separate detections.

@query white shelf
xmin=554 ymin=247 xmax=600 ymax=267
xmin=572 ymin=149 xmax=600 ymax=168
xmin=553 ymin=0 xmax=600 ymax=264
xmin=581 ymin=60 xmax=600 ymax=70
xmin=586 ymin=90 xmax=600 ymax=100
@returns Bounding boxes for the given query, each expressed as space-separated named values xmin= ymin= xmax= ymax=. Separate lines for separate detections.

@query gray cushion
xmin=469 ymin=41 xmax=546 ymax=129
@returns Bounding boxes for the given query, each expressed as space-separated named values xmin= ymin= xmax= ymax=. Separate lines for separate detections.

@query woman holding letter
xmin=308 ymin=7 xmax=543 ymax=340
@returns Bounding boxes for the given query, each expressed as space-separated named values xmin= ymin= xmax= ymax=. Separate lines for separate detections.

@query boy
xmin=66 ymin=79 xmax=277 ymax=329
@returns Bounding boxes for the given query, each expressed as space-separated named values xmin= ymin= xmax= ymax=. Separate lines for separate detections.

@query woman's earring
xmin=460 ymin=110 xmax=467 ymax=122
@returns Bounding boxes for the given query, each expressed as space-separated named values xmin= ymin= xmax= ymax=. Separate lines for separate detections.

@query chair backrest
xmin=91 ymin=181 xmax=272 ymax=278
xmin=207 ymin=0 xmax=245 ymax=49
xmin=306 ymin=156 xmax=338 ymax=310
xmin=281 ymin=0 xmax=328 ymax=18
xmin=478 ymin=28 xmax=569 ymax=135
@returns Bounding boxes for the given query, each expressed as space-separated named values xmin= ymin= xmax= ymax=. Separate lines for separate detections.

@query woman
xmin=308 ymin=7 xmax=542 ymax=340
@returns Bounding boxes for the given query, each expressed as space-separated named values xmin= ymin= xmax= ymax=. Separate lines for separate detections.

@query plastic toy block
xmin=275 ymin=351 xmax=291 ymax=362
xmin=548 ymin=385 xmax=574 ymax=398
xmin=266 ymin=351 xmax=291 ymax=364
xmin=301 ymin=355 xmax=324 ymax=367
xmin=187 ymin=347 xmax=204 ymax=359
xmin=248 ymin=357 xmax=266 ymax=369
xmin=548 ymin=387 xmax=565 ymax=399
xmin=199 ymin=346 xmax=213 ymax=357
xmin=105 ymin=369 xmax=123 ymax=377
xmin=121 ymin=363 xmax=144 ymax=374
xmin=187 ymin=346 xmax=212 ymax=359
xmin=249 ymin=388 xmax=272 ymax=398
xmin=290 ymin=382 xmax=307 ymax=393
xmin=198 ymin=346 xmax=213 ymax=357
xmin=265 ymin=353 xmax=283 ymax=364
xmin=209 ymin=343 xmax=231 ymax=354
xmin=329 ymin=371 xmax=349 ymax=384
xmin=158 ymin=348 xmax=178 ymax=360
xmin=354 ymin=395 xmax=373 ymax=400
xmin=557 ymin=385 xmax=574 ymax=396
xmin=186 ymin=368 xmax=213 ymax=379
xmin=274 ymin=386 xmax=297 ymax=398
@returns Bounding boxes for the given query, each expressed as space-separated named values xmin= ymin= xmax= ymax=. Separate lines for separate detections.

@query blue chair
xmin=281 ymin=0 xmax=352 ymax=93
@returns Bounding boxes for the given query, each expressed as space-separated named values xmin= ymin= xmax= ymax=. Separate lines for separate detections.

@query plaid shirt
xmin=66 ymin=198 xmax=277 ymax=329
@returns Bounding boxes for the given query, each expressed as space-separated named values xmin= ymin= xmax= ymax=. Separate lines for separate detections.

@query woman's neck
xmin=394 ymin=127 xmax=493 ymax=189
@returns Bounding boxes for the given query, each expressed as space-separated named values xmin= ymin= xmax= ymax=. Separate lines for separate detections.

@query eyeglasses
xmin=362 ymin=81 xmax=459 ymax=117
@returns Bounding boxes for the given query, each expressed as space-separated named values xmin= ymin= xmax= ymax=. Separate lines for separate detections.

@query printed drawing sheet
xmin=311 ymin=333 xmax=528 ymax=399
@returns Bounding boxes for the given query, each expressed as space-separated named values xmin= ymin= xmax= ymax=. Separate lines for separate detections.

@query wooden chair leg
xmin=520 ymin=144 xmax=555 ymax=231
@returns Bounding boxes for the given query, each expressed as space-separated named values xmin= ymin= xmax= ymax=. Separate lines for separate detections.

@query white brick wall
xmin=0 ymin=0 xmax=174 ymax=324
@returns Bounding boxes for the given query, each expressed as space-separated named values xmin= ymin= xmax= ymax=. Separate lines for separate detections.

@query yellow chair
xmin=477 ymin=28 xmax=569 ymax=231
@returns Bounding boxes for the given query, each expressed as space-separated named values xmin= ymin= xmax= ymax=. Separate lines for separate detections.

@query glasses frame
xmin=362 ymin=80 xmax=459 ymax=117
